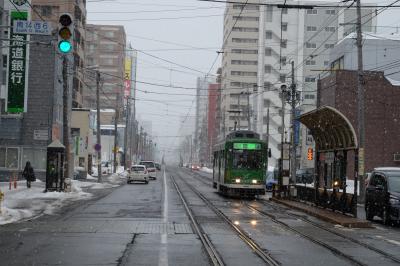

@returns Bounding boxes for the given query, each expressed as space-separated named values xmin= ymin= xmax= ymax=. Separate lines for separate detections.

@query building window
xmin=324 ymin=61 xmax=329 ymax=66
xmin=232 ymin=27 xmax=259 ymax=32
xmin=306 ymin=26 xmax=317 ymax=31
xmin=281 ymin=23 xmax=288 ymax=32
xmin=265 ymin=31 xmax=272 ymax=39
xmin=325 ymin=27 xmax=336 ymax=32
xmin=265 ymin=65 xmax=272 ymax=73
xmin=265 ymin=47 xmax=272 ymax=56
xmin=231 ymin=60 xmax=258 ymax=65
xmin=282 ymin=8 xmax=288 ymax=14
xmin=231 ymin=49 xmax=258 ymax=54
xmin=307 ymin=9 xmax=318 ymax=15
xmin=280 ymin=74 xmax=286 ymax=83
xmin=325 ymin=10 xmax=335 ymax=15
xmin=104 ymin=31 xmax=115 ymax=38
xmin=306 ymin=60 xmax=316 ymax=65
xmin=39 ymin=5 xmax=52 ymax=17
xmin=280 ymin=56 xmax=287 ymax=66
xmin=331 ymin=56 xmax=344 ymax=70
xmin=0 ymin=147 xmax=5 ymax=167
xmin=233 ymin=16 xmax=259 ymax=22
xmin=266 ymin=6 xmax=273 ymax=22
xmin=306 ymin=42 xmax=316 ymax=48
xmin=231 ymin=71 xmax=257 ymax=76
xmin=305 ymin=77 xmax=316 ymax=82
xmin=264 ymin=82 xmax=272 ymax=91
xmin=281 ymin=40 xmax=287 ymax=48
xmin=21 ymin=148 xmax=46 ymax=170
xmin=233 ymin=4 xmax=259 ymax=10
xmin=304 ymin=94 xmax=316 ymax=99
xmin=232 ymin=38 xmax=257 ymax=43
xmin=324 ymin=43 xmax=334 ymax=49
xmin=0 ymin=147 xmax=19 ymax=170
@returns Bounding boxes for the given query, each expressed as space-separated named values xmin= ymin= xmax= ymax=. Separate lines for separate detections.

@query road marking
xmin=376 ymin=235 xmax=400 ymax=246
xmin=158 ymin=169 xmax=169 ymax=266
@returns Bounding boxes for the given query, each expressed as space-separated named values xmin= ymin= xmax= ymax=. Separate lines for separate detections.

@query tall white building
xmin=221 ymin=1 xmax=377 ymax=167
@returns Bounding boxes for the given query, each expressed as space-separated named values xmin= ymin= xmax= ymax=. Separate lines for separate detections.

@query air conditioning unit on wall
xmin=394 ymin=153 xmax=400 ymax=162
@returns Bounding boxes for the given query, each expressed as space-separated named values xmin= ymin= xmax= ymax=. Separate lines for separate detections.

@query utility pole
xmin=0 ymin=0 xmax=4 ymax=125
xmin=96 ymin=71 xmax=102 ymax=183
xmin=290 ymin=61 xmax=297 ymax=184
xmin=280 ymin=84 xmax=287 ymax=191
xmin=62 ymin=56 xmax=71 ymax=188
xmin=237 ymin=93 xmax=241 ymax=129
xmin=246 ymin=88 xmax=251 ymax=130
xmin=123 ymin=97 xmax=130 ymax=170
xmin=355 ymin=0 xmax=364 ymax=212
xmin=113 ymin=93 xmax=120 ymax=173
xmin=266 ymin=101 xmax=270 ymax=160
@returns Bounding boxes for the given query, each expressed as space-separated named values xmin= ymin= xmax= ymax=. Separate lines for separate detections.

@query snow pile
xmin=200 ymin=167 xmax=213 ymax=174
xmin=0 ymin=181 xmax=91 ymax=225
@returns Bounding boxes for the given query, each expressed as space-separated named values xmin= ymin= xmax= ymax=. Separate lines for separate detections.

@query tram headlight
xmin=252 ymin=180 xmax=258 ymax=184
xmin=235 ymin=178 xmax=241 ymax=183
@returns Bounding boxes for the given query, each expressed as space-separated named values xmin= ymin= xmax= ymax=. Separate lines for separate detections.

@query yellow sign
xmin=124 ymin=58 xmax=132 ymax=80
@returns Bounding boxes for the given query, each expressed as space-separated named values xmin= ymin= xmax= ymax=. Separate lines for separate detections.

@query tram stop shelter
xmin=296 ymin=106 xmax=360 ymax=217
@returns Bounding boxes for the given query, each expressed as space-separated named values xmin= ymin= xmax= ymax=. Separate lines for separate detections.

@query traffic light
xmin=58 ymin=14 xmax=73 ymax=53
xmin=307 ymin=148 xmax=313 ymax=161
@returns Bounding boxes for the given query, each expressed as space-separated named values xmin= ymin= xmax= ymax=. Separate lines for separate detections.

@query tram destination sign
xmin=233 ymin=143 xmax=261 ymax=150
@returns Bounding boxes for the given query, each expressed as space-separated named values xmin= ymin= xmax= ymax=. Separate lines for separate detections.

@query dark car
xmin=365 ymin=167 xmax=400 ymax=225
xmin=296 ymin=168 xmax=314 ymax=184
xmin=155 ymin=163 xmax=161 ymax=171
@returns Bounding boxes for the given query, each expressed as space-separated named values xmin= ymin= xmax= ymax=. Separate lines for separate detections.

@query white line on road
xmin=158 ymin=169 xmax=169 ymax=266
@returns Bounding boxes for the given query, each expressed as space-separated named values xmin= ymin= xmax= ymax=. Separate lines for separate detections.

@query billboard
xmin=124 ymin=58 xmax=132 ymax=99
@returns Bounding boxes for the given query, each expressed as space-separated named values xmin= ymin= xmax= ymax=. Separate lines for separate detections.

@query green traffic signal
xmin=58 ymin=40 xmax=72 ymax=53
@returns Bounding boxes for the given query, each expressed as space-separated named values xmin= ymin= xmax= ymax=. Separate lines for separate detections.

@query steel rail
xmin=170 ymin=175 xmax=225 ymax=266
xmin=174 ymin=172 xmax=280 ymax=266
xmin=259 ymin=200 xmax=400 ymax=264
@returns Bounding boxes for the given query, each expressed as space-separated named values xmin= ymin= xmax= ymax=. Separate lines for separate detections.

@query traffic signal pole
xmin=62 ymin=55 xmax=71 ymax=186
xmin=113 ymin=92 xmax=120 ymax=173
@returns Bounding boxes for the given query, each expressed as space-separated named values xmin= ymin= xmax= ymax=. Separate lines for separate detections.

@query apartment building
xmin=84 ymin=24 xmax=126 ymax=111
xmin=221 ymin=1 xmax=377 ymax=168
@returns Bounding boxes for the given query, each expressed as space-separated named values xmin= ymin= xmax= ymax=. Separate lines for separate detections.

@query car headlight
xmin=252 ymin=180 xmax=257 ymax=184
xmin=235 ymin=179 xmax=241 ymax=183
xmin=389 ymin=198 xmax=400 ymax=205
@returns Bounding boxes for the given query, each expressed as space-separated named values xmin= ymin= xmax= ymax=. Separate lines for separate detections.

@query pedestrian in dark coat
xmin=22 ymin=161 xmax=35 ymax=188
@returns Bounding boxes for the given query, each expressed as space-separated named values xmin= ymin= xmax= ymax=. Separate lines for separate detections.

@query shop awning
xmin=299 ymin=106 xmax=358 ymax=152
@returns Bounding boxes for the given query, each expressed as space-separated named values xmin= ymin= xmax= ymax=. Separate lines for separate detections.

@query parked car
xmin=127 ymin=165 xmax=149 ymax=184
xmin=139 ymin=161 xmax=157 ymax=179
xmin=365 ymin=167 xmax=400 ymax=225
xmin=296 ymin=168 xmax=314 ymax=184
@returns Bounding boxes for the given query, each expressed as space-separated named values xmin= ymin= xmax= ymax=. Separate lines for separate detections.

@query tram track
xmin=256 ymin=200 xmax=400 ymax=264
xmin=187 ymin=170 xmax=400 ymax=265
xmin=171 ymin=173 xmax=280 ymax=266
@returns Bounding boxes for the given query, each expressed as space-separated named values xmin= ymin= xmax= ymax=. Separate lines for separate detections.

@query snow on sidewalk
xmin=200 ymin=167 xmax=213 ymax=174
xmin=0 ymin=170 xmax=128 ymax=226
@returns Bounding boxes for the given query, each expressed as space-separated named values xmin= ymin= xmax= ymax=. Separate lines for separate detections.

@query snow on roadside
xmin=200 ymin=167 xmax=213 ymax=174
xmin=0 ymin=171 xmax=128 ymax=226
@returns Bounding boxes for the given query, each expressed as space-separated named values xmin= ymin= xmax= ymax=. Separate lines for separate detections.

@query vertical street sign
xmin=124 ymin=58 xmax=132 ymax=100
xmin=6 ymin=10 xmax=29 ymax=113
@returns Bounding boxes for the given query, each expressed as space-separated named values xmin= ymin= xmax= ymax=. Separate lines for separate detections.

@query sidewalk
xmin=271 ymin=197 xmax=372 ymax=228
xmin=0 ymin=171 xmax=127 ymax=225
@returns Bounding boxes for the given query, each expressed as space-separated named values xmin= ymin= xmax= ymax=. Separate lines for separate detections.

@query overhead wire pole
xmin=290 ymin=61 xmax=297 ymax=185
xmin=355 ymin=0 xmax=364 ymax=215
xmin=113 ymin=92 xmax=120 ymax=173
xmin=96 ymin=71 xmax=102 ymax=183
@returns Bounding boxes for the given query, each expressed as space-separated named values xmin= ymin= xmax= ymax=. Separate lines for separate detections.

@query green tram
xmin=213 ymin=130 xmax=267 ymax=197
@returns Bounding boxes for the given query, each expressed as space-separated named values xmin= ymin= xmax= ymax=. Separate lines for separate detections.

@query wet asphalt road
xmin=0 ymin=167 xmax=399 ymax=266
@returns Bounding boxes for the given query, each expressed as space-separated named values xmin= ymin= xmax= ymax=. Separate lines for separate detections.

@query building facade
xmin=84 ymin=24 xmax=126 ymax=111
xmin=221 ymin=1 xmax=377 ymax=168
xmin=318 ymin=70 xmax=400 ymax=174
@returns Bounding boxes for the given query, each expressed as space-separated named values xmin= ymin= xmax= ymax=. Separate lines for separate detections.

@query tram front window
xmin=233 ymin=150 xmax=262 ymax=169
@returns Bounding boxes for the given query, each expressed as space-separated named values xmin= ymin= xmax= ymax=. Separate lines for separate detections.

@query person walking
xmin=22 ymin=161 xmax=35 ymax=188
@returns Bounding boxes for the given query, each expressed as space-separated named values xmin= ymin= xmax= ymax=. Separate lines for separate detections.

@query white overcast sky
xmin=86 ymin=0 xmax=400 ymax=156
